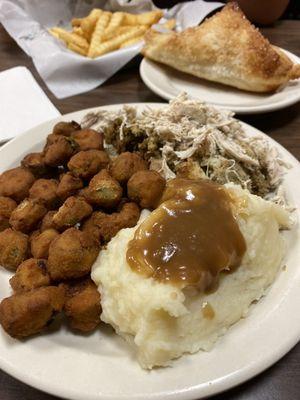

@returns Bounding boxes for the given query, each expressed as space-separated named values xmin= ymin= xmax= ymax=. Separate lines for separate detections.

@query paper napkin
xmin=0 ymin=67 xmax=60 ymax=142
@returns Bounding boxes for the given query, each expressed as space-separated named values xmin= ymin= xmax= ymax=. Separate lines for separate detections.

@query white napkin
xmin=0 ymin=67 xmax=60 ymax=142
xmin=0 ymin=0 xmax=223 ymax=99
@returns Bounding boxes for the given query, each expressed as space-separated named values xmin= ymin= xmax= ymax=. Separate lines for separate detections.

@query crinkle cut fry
xmin=50 ymin=27 xmax=89 ymax=50
xmin=81 ymin=9 xmax=103 ymax=40
xmin=123 ymin=10 xmax=163 ymax=26
xmin=104 ymin=12 xmax=124 ymax=36
xmin=120 ymin=35 xmax=144 ymax=48
xmin=88 ymin=11 xmax=112 ymax=58
xmin=89 ymin=25 xmax=148 ymax=58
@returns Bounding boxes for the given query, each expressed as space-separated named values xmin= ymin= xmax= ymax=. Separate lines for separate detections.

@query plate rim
xmin=139 ymin=48 xmax=300 ymax=114
xmin=0 ymin=102 xmax=299 ymax=400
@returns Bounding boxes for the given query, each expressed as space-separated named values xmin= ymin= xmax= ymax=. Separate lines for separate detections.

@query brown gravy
xmin=126 ymin=178 xmax=246 ymax=291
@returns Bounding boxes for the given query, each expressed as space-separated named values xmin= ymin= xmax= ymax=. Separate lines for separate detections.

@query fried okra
xmin=0 ymin=196 xmax=17 ymax=232
xmin=67 ymin=150 xmax=110 ymax=179
xmin=110 ymin=152 xmax=147 ymax=185
xmin=57 ymin=172 xmax=83 ymax=200
xmin=0 ymin=228 xmax=28 ymax=271
xmin=0 ymin=217 xmax=10 ymax=232
xmin=9 ymin=258 xmax=50 ymax=293
xmin=0 ymin=286 xmax=65 ymax=338
xmin=0 ymin=196 xmax=17 ymax=217
xmin=21 ymin=152 xmax=48 ymax=177
xmin=127 ymin=170 xmax=166 ymax=209
xmin=47 ymin=228 xmax=100 ymax=280
xmin=9 ymin=199 xmax=47 ymax=233
xmin=29 ymin=179 xmax=59 ymax=209
xmin=31 ymin=229 xmax=60 ymax=259
xmin=53 ymin=197 xmax=92 ymax=229
xmin=44 ymin=135 xmax=78 ymax=167
xmin=84 ymin=169 xmax=122 ymax=209
xmin=82 ymin=202 xmax=140 ymax=243
xmin=52 ymin=121 xmax=81 ymax=136
xmin=0 ymin=167 xmax=35 ymax=203
xmin=40 ymin=211 xmax=58 ymax=232
xmin=72 ymin=129 xmax=103 ymax=151
xmin=63 ymin=278 xmax=101 ymax=332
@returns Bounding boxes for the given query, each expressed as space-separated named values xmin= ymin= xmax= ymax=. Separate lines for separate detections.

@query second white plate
xmin=140 ymin=49 xmax=300 ymax=114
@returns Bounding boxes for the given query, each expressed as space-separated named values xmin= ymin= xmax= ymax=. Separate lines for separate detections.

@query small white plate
xmin=140 ymin=49 xmax=300 ymax=114
xmin=0 ymin=103 xmax=300 ymax=400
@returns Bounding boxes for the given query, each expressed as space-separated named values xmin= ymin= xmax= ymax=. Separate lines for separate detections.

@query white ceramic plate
xmin=140 ymin=49 xmax=300 ymax=114
xmin=0 ymin=103 xmax=300 ymax=400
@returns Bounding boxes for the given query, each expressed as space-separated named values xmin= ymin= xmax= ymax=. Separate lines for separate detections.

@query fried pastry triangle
xmin=141 ymin=2 xmax=300 ymax=92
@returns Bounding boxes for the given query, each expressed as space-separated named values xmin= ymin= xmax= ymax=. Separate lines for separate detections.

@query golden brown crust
xmin=142 ymin=2 xmax=300 ymax=92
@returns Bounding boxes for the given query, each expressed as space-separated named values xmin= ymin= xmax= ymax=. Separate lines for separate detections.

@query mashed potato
xmin=91 ymin=184 xmax=290 ymax=369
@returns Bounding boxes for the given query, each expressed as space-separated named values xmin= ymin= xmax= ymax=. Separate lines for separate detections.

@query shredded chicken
xmin=81 ymin=93 xmax=289 ymax=202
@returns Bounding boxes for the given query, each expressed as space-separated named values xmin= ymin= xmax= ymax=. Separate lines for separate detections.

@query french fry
xmin=122 ymin=13 xmax=138 ymax=26
xmin=81 ymin=8 xmax=103 ymax=40
xmin=89 ymin=25 xmax=147 ymax=58
xmin=67 ymin=42 xmax=87 ymax=56
xmin=71 ymin=18 xmax=82 ymax=27
xmin=123 ymin=10 xmax=163 ymax=26
xmin=119 ymin=35 xmax=144 ymax=48
xmin=72 ymin=26 xmax=84 ymax=36
xmin=87 ymin=8 xmax=103 ymax=21
xmin=104 ymin=25 xmax=138 ymax=41
xmin=104 ymin=12 xmax=124 ymax=36
xmin=50 ymin=27 xmax=89 ymax=50
xmin=49 ymin=28 xmax=60 ymax=39
xmin=88 ymin=11 xmax=112 ymax=58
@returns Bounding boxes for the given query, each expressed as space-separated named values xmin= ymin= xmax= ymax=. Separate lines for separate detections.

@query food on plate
xmin=9 ymin=258 xmax=50 ymax=293
xmin=57 ymin=172 xmax=83 ymax=200
xmin=0 ymin=229 xmax=28 ymax=271
xmin=72 ymin=129 xmax=104 ymax=151
xmin=110 ymin=152 xmax=148 ymax=185
xmin=0 ymin=286 xmax=65 ymax=339
xmin=83 ymin=93 xmax=287 ymax=201
xmin=0 ymin=196 xmax=17 ymax=232
xmin=47 ymin=228 xmax=100 ymax=281
xmin=92 ymin=178 xmax=290 ymax=368
xmin=127 ymin=170 xmax=166 ymax=209
xmin=30 ymin=229 xmax=60 ymax=259
xmin=82 ymin=201 xmax=140 ymax=243
xmin=67 ymin=149 xmax=110 ymax=179
xmin=44 ymin=135 xmax=78 ymax=167
xmin=21 ymin=153 xmax=48 ymax=177
xmin=141 ymin=2 xmax=300 ymax=92
xmin=0 ymin=97 xmax=293 ymax=371
xmin=63 ymin=278 xmax=101 ymax=332
xmin=53 ymin=196 xmax=93 ymax=229
xmin=52 ymin=121 xmax=81 ymax=136
xmin=0 ymin=115 xmax=157 ymax=339
xmin=84 ymin=169 xmax=122 ymax=209
xmin=40 ymin=211 xmax=57 ymax=232
xmin=29 ymin=179 xmax=59 ymax=209
xmin=49 ymin=8 xmax=175 ymax=58
xmin=9 ymin=199 xmax=47 ymax=233
xmin=0 ymin=167 xmax=35 ymax=202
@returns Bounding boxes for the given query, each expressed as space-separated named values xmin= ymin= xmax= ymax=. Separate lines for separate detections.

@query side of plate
xmin=139 ymin=49 xmax=300 ymax=114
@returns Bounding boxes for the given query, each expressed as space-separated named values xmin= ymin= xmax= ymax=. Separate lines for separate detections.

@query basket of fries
xmin=49 ymin=9 xmax=175 ymax=58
